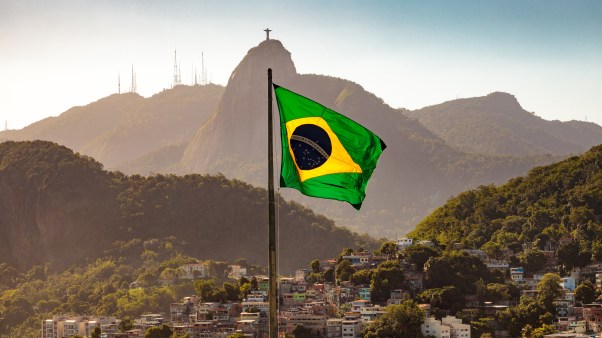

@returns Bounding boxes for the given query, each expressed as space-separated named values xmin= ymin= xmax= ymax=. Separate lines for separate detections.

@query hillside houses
xmin=41 ymin=240 xmax=602 ymax=337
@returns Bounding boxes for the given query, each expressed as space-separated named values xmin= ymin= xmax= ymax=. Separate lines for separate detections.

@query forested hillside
xmin=0 ymin=140 xmax=377 ymax=273
xmin=410 ymin=144 xmax=602 ymax=267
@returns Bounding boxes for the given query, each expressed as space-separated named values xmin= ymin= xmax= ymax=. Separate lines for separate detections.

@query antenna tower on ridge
xmin=201 ymin=52 xmax=208 ymax=85
xmin=4 ymin=120 xmax=7 ymax=131
xmin=193 ymin=65 xmax=197 ymax=85
xmin=118 ymin=73 xmax=121 ymax=94
xmin=173 ymin=49 xmax=181 ymax=87
xmin=131 ymin=65 xmax=137 ymax=93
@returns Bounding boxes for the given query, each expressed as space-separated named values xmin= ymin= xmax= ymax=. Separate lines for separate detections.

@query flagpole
xmin=267 ymin=68 xmax=278 ymax=338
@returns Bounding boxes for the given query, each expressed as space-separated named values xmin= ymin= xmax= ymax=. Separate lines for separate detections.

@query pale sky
xmin=1 ymin=0 xmax=601 ymax=129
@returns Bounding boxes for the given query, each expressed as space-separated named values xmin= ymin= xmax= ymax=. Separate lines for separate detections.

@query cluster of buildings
xmin=41 ymin=238 xmax=602 ymax=337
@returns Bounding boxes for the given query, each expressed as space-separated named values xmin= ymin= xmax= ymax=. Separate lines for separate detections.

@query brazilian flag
xmin=274 ymin=84 xmax=386 ymax=210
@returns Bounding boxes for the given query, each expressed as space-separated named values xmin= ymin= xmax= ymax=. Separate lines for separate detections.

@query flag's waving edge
xmin=273 ymin=84 xmax=386 ymax=210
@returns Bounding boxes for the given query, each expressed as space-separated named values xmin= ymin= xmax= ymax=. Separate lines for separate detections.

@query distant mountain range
xmin=405 ymin=92 xmax=602 ymax=156
xmin=2 ymin=39 xmax=600 ymax=237
xmin=0 ymin=85 xmax=224 ymax=169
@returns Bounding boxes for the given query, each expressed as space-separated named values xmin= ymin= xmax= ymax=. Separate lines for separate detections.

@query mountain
xmin=177 ymin=40 xmax=560 ymax=237
xmin=180 ymin=40 xmax=297 ymax=179
xmin=0 ymin=140 xmax=377 ymax=273
xmin=405 ymin=92 xmax=602 ymax=156
xmin=0 ymin=84 xmax=224 ymax=171
xmin=409 ymin=144 xmax=602 ymax=255
xmin=1 ymin=40 xmax=572 ymax=238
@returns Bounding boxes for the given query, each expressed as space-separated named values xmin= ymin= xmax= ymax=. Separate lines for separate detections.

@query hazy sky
xmin=1 ymin=0 xmax=601 ymax=129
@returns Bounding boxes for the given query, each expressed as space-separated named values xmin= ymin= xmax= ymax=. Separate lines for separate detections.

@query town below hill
xmin=32 ymin=238 xmax=602 ymax=338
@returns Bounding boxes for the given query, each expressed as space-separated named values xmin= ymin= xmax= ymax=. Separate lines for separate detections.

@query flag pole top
xmin=264 ymin=28 xmax=272 ymax=40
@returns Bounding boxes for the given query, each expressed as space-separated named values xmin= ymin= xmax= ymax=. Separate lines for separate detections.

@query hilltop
xmin=405 ymin=92 xmax=602 ymax=156
xmin=409 ymin=144 xmax=602 ymax=260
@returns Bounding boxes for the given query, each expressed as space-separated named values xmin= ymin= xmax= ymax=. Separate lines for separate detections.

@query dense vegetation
xmin=410 ymin=144 xmax=602 ymax=271
xmin=0 ymin=237 xmax=260 ymax=337
xmin=0 ymin=140 xmax=377 ymax=273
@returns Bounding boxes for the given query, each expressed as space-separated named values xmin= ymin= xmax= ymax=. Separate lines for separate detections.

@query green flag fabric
xmin=273 ymin=84 xmax=386 ymax=210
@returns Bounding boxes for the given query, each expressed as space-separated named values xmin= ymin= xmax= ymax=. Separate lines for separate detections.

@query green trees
xmin=370 ymin=261 xmax=405 ymax=303
xmin=335 ymin=260 xmax=355 ymax=282
xmin=226 ymin=333 xmax=245 ymax=338
xmin=145 ymin=324 xmax=172 ymax=338
xmin=556 ymin=242 xmax=591 ymax=270
xmin=424 ymin=251 xmax=491 ymax=294
xmin=310 ymin=259 xmax=321 ymax=274
xmin=361 ymin=300 xmax=425 ymax=338
xmin=374 ymin=241 xmax=399 ymax=259
xmin=475 ymin=280 xmax=512 ymax=304
xmin=194 ymin=279 xmax=242 ymax=303
xmin=118 ymin=319 xmax=133 ymax=332
xmin=418 ymin=286 xmax=465 ymax=315
xmin=400 ymin=244 xmax=440 ymax=271
xmin=536 ymin=273 xmax=563 ymax=312
xmin=575 ymin=280 xmax=598 ymax=305
xmin=496 ymin=273 xmax=562 ymax=337
xmin=291 ymin=325 xmax=311 ymax=338
xmin=496 ymin=297 xmax=549 ymax=337
xmin=91 ymin=327 xmax=102 ymax=338
xmin=408 ymin=145 xmax=602 ymax=281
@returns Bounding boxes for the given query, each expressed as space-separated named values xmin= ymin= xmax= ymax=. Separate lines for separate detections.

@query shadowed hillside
xmin=0 ymin=141 xmax=377 ymax=273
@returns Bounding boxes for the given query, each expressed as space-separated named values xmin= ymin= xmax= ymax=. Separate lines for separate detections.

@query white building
xmin=326 ymin=318 xmax=343 ymax=338
xmin=441 ymin=316 xmax=471 ymax=338
xmin=341 ymin=319 xmax=362 ymax=338
xmin=360 ymin=305 xmax=385 ymax=322
xmin=42 ymin=319 xmax=57 ymax=338
xmin=180 ymin=262 xmax=208 ymax=279
xmin=397 ymin=238 xmax=413 ymax=250
xmin=42 ymin=316 xmax=115 ymax=338
xmin=229 ymin=265 xmax=247 ymax=279
xmin=510 ymin=267 xmax=524 ymax=283
xmin=421 ymin=317 xmax=451 ymax=338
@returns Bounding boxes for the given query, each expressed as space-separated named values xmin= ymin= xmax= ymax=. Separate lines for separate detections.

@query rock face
xmin=181 ymin=40 xmax=297 ymax=182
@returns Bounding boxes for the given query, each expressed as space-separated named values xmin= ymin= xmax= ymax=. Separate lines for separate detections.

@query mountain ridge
xmin=405 ymin=91 xmax=602 ymax=156
xmin=1 ymin=39 xmax=595 ymax=237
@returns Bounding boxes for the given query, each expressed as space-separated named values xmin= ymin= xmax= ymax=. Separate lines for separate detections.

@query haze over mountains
xmin=405 ymin=92 xmax=602 ymax=156
xmin=2 ymin=39 xmax=601 ymax=237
